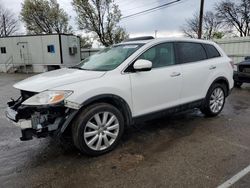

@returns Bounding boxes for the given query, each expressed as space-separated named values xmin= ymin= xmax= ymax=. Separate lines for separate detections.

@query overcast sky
xmin=2 ymin=0 xmax=219 ymax=37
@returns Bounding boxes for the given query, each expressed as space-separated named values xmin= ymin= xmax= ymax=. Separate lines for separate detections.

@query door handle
xmin=209 ymin=65 xmax=216 ymax=70
xmin=170 ymin=72 xmax=181 ymax=77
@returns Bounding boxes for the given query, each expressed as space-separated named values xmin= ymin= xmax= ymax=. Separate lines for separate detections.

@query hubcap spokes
xmin=84 ymin=112 xmax=119 ymax=151
xmin=209 ymin=88 xmax=224 ymax=113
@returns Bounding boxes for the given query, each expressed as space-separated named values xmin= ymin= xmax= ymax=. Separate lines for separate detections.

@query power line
xmin=121 ymin=0 xmax=162 ymax=13
xmin=121 ymin=0 xmax=181 ymax=20
xmin=117 ymin=0 xmax=161 ymax=13
xmin=115 ymin=0 xmax=143 ymax=6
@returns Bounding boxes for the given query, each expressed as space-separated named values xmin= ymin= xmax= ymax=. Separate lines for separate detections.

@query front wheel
xmin=201 ymin=83 xmax=226 ymax=117
xmin=72 ymin=103 xmax=124 ymax=156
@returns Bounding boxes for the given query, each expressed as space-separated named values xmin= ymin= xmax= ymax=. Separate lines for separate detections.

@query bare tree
xmin=203 ymin=11 xmax=223 ymax=39
xmin=182 ymin=11 xmax=223 ymax=39
xmin=72 ymin=0 xmax=128 ymax=47
xmin=20 ymin=0 xmax=72 ymax=34
xmin=78 ymin=35 xmax=93 ymax=48
xmin=182 ymin=12 xmax=199 ymax=38
xmin=215 ymin=0 xmax=250 ymax=37
xmin=0 ymin=4 xmax=19 ymax=37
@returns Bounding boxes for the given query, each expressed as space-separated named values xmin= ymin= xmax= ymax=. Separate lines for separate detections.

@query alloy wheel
xmin=209 ymin=87 xmax=225 ymax=113
xmin=84 ymin=112 xmax=120 ymax=151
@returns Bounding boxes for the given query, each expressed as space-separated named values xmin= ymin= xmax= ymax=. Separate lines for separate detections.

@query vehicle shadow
xmin=25 ymin=109 xmax=206 ymax=164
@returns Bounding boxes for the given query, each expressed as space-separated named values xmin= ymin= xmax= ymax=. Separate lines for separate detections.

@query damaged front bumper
xmin=6 ymin=91 xmax=78 ymax=141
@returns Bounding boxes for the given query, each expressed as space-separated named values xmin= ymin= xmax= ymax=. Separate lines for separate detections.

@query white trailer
xmin=215 ymin=36 xmax=250 ymax=64
xmin=0 ymin=34 xmax=81 ymax=73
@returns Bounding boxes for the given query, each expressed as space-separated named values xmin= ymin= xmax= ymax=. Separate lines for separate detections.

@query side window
xmin=138 ymin=43 xmax=176 ymax=68
xmin=204 ymin=44 xmax=221 ymax=58
xmin=1 ymin=47 xmax=6 ymax=54
xmin=177 ymin=42 xmax=207 ymax=63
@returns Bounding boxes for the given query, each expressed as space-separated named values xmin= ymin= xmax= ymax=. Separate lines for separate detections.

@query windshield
xmin=73 ymin=44 xmax=144 ymax=71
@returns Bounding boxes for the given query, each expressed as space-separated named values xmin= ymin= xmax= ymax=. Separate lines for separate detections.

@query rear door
xmin=176 ymin=42 xmax=217 ymax=103
xmin=129 ymin=42 xmax=183 ymax=117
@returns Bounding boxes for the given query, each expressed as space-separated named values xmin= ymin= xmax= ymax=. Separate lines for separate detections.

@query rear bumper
xmin=234 ymin=71 xmax=250 ymax=83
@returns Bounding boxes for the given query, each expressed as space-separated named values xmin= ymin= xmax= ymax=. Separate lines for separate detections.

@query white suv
xmin=6 ymin=37 xmax=234 ymax=156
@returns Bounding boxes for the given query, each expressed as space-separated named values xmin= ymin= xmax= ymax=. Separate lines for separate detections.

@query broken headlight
xmin=22 ymin=90 xmax=73 ymax=106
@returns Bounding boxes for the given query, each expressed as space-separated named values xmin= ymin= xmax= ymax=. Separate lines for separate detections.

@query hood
xmin=14 ymin=68 xmax=106 ymax=92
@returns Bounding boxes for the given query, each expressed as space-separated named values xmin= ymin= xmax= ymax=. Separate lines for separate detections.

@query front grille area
xmin=239 ymin=65 xmax=250 ymax=73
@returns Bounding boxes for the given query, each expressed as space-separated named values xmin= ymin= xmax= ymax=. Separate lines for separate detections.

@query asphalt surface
xmin=0 ymin=73 xmax=250 ymax=188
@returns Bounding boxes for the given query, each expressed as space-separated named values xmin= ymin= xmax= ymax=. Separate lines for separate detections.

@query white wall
xmin=61 ymin=35 xmax=81 ymax=66
xmin=215 ymin=37 xmax=250 ymax=64
xmin=0 ymin=37 xmax=20 ymax=65
xmin=0 ymin=34 xmax=80 ymax=72
xmin=31 ymin=35 xmax=61 ymax=65
xmin=0 ymin=35 xmax=61 ymax=65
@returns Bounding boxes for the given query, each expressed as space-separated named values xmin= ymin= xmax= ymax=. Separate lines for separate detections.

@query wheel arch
xmin=210 ymin=77 xmax=230 ymax=96
xmin=80 ymin=94 xmax=133 ymax=127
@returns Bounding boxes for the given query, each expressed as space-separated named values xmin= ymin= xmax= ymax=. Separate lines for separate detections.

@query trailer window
xmin=47 ymin=45 xmax=55 ymax=53
xmin=1 ymin=47 xmax=6 ymax=54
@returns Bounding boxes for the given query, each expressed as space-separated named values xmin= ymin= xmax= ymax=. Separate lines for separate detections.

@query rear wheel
xmin=201 ymin=83 xmax=226 ymax=117
xmin=72 ymin=103 xmax=124 ymax=156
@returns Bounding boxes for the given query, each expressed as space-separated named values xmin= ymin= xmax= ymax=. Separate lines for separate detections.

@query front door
xmin=129 ymin=42 xmax=182 ymax=117
xmin=18 ymin=42 xmax=29 ymax=64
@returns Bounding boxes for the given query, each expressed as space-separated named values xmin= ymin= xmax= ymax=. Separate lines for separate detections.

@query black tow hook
xmin=20 ymin=129 xmax=33 ymax=141
xmin=7 ymin=97 xmax=21 ymax=107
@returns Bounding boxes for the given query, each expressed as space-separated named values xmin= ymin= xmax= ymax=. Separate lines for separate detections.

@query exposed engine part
xmin=7 ymin=90 xmax=77 ymax=141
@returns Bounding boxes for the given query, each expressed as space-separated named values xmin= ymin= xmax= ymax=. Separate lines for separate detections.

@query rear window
xmin=176 ymin=42 xmax=207 ymax=64
xmin=204 ymin=44 xmax=221 ymax=58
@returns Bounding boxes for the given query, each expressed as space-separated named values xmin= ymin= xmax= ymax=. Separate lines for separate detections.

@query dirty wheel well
xmin=83 ymin=96 xmax=132 ymax=126
xmin=63 ymin=95 xmax=132 ymax=137
xmin=213 ymin=78 xmax=229 ymax=96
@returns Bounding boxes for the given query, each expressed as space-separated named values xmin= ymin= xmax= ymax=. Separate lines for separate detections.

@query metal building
xmin=215 ymin=36 xmax=250 ymax=64
xmin=80 ymin=48 xmax=101 ymax=60
xmin=0 ymin=34 xmax=81 ymax=73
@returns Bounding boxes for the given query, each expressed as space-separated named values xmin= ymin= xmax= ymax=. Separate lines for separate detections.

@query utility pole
xmin=198 ymin=0 xmax=204 ymax=39
xmin=3 ymin=14 xmax=7 ymax=37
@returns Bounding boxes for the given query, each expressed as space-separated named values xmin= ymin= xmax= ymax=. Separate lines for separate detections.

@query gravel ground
xmin=0 ymin=73 xmax=250 ymax=188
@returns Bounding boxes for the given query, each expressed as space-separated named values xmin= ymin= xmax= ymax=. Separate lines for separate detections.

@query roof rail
xmin=124 ymin=36 xmax=154 ymax=42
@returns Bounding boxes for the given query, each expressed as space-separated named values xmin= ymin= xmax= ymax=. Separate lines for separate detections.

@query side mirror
xmin=133 ymin=59 xmax=152 ymax=72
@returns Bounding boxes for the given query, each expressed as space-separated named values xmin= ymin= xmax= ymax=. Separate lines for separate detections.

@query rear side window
xmin=204 ymin=44 xmax=221 ymax=58
xmin=176 ymin=42 xmax=207 ymax=64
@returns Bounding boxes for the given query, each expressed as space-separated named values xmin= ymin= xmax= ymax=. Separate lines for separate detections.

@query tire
xmin=72 ymin=103 xmax=124 ymax=156
xmin=200 ymin=83 xmax=226 ymax=117
xmin=234 ymin=81 xmax=243 ymax=88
